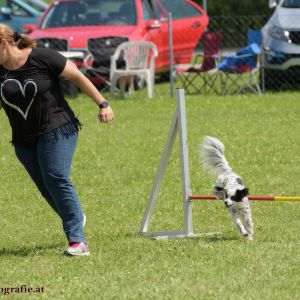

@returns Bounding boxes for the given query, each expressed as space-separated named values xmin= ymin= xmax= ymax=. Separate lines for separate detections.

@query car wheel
xmin=260 ymin=68 xmax=282 ymax=92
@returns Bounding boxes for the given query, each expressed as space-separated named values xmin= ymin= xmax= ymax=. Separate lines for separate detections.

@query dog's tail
xmin=200 ymin=136 xmax=232 ymax=175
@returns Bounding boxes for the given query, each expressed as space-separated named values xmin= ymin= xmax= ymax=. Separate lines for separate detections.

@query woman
xmin=0 ymin=24 xmax=114 ymax=256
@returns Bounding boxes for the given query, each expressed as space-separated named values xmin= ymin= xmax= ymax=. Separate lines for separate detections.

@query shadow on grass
xmin=136 ymin=231 xmax=241 ymax=242
xmin=202 ymin=235 xmax=239 ymax=242
xmin=0 ymin=243 xmax=65 ymax=257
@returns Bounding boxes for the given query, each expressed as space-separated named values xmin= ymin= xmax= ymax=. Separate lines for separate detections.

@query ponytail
xmin=14 ymin=32 xmax=37 ymax=49
xmin=0 ymin=24 xmax=36 ymax=49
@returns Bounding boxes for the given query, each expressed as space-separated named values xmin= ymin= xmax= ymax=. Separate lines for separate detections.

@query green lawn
xmin=0 ymin=84 xmax=299 ymax=299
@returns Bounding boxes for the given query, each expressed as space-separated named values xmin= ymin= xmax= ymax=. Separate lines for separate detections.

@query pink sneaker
xmin=65 ymin=242 xmax=90 ymax=256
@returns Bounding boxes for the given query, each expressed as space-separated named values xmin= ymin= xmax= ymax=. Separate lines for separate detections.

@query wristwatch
xmin=99 ymin=100 xmax=109 ymax=109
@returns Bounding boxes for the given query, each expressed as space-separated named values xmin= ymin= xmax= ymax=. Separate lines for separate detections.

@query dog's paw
xmin=246 ymin=234 xmax=254 ymax=241
xmin=241 ymin=232 xmax=253 ymax=241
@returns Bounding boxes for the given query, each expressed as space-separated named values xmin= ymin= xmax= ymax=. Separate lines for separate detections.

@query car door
xmin=158 ymin=0 xmax=208 ymax=64
xmin=141 ymin=0 xmax=166 ymax=70
xmin=141 ymin=0 xmax=208 ymax=71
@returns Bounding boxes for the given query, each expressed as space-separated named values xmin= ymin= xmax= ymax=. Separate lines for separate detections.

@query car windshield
xmin=40 ymin=0 xmax=137 ymax=28
xmin=282 ymin=0 xmax=300 ymax=8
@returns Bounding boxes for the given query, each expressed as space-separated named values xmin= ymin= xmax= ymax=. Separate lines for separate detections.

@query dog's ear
xmin=215 ymin=186 xmax=223 ymax=191
xmin=214 ymin=186 xmax=227 ymax=200
xmin=242 ymin=188 xmax=249 ymax=196
xmin=234 ymin=188 xmax=249 ymax=201
xmin=236 ymin=188 xmax=249 ymax=198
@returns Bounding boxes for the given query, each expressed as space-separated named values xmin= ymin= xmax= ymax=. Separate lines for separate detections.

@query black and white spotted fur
xmin=201 ymin=136 xmax=254 ymax=240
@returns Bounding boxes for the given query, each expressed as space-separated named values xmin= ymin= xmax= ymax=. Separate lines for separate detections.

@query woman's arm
xmin=60 ymin=60 xmax=114 ymax=123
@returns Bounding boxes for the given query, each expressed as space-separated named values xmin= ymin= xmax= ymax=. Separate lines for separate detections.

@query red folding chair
xmin=175 ymin=31 xmax=223 ymax=94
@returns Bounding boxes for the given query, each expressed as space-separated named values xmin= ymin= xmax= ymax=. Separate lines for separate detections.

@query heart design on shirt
xmin=1 ymin=79 xmax=37 ymax=120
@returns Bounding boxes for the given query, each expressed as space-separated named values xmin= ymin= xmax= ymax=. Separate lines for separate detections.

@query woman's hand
xmin=62 ymin=61 xmax=115 ymax=122
xmin=98 ymin=106 xmax=114 ymax=123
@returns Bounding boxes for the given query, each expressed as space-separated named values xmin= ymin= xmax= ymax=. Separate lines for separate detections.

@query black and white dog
xmin=201 ymin=136 xmax=254 ymax=240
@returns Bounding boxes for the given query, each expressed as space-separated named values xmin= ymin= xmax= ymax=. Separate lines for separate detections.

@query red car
xmin=28 ymin=0 xmax=209 ymax=74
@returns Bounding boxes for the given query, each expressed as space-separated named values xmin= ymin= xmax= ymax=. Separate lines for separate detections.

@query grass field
xmin=0 ymin=83 xmax=299 ymax=299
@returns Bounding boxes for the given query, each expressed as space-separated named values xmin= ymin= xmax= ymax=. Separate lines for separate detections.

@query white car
xmin=261 ymin=0 xmax=300 ymax=88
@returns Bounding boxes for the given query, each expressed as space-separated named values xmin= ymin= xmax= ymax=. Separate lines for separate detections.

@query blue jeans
xmin=14 ymin=128 xmax=85 ymax=244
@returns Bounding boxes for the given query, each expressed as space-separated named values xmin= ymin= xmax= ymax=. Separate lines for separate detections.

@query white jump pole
xmin=140 ymin=88 xmax=220 ymax=239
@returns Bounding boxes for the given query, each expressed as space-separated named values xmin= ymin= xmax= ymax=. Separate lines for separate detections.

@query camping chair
xmin=110 ymin=41 xmax=158 ymax=99
xmin=83 ymin=37 xmax=129 ymax=92
xmin=36 ymin=38 xmax=68 ymax=51
xmin=175 ymin=31 xmax=223 ymax=94
xmin=218 ymin=29 xmax=262 ymax=95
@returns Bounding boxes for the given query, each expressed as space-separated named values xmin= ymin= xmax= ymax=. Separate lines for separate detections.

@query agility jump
xmin=140 ymin=88 xmax=299 ymax=240
xmin=188 ymin=195 xmax=300 ymax=201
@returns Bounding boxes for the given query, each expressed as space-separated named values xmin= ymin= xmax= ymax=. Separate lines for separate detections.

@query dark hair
xmin=0 ymin=24 xmax=36 ymax=49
